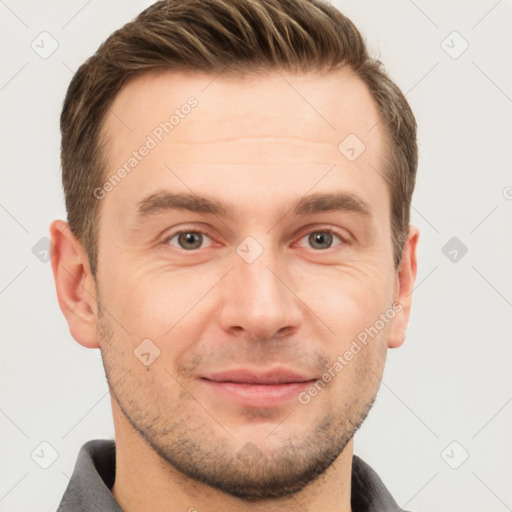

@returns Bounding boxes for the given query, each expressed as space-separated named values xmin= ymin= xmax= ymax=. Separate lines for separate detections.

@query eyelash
xmin=163 ymin=226 xmax=348 ymax=251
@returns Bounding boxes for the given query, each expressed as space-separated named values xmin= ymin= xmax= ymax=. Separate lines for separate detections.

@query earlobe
xmin=50 ymin=219 xmax=100 ymax=349
xmin=388 ymin=225 xmax=419 ymax=349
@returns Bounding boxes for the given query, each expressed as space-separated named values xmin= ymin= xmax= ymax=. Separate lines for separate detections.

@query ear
xmin=50 ymin=219 xmax=99 ymax=349
xmin=387 ymin=225 xmax=419 ymax=349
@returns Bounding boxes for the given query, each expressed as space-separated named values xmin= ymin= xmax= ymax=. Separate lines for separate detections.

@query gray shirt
xmin=57 ymin=439 xmax=409 ymax=511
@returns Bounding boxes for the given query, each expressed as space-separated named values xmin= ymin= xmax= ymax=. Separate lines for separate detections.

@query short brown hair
xmin=60 ymin=0 xmax=417 ymax=276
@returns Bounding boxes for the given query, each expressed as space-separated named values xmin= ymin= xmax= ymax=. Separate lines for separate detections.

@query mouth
xmin=198 ymin=367 xmax=318 ymax=408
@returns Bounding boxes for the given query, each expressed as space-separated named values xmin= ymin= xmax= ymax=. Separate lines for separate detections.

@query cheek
xmin=99 ymin=263 xmax=222 ymax=367
xmin=100 ymin=259 xmax=186 ymax=321
xmin=292 ymin=259 xmax=396 ymax=340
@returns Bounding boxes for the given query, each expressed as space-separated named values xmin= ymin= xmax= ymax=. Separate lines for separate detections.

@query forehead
xmin=101 ymin=68 xmax=386 ymax=157
xmin=99 ymin=69 xmax=389 ymax=222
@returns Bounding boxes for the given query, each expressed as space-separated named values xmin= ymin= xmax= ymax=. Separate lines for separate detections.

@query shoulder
xmin=351 ymin=455 xmax=412 ymax=512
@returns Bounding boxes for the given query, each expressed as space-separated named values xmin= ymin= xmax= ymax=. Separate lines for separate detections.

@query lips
xmin=201 ymin=367 xmax=316 ymax=385
xmin=199 ymin=367 xmax=317 ymax=408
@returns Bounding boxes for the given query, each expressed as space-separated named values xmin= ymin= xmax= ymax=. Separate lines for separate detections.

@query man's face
xmin=95 ymin=69 xmax=403 ymax=499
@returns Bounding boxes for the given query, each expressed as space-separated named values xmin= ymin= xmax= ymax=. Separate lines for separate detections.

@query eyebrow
xmin=136 ymin=191 xmax=233 ymax=218
xmin=291 ymin=192 xmax=371 ymax=217
xmin=134 ymin=190 xmax=371 ymax=221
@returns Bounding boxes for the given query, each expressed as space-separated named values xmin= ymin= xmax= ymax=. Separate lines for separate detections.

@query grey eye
xmin=175 ymin=232 xmax=204 ymax=250
xmin=308 ymin=231 xmax=334 ymax=250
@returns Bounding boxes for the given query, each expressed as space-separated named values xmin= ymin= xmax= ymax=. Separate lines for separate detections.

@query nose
xmin=219 ymin=245 xmax=303 ymax=340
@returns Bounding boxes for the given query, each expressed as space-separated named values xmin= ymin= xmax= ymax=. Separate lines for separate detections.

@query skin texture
xmin=51 ymin=69 xmax=418 ymax=512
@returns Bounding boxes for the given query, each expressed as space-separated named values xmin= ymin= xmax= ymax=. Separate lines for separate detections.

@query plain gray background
xmin=1 ymin=1 xmax=511 ymax=511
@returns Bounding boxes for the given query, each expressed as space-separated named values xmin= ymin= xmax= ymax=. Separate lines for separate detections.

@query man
xmin=51 ymin=0 xmax=419 ymax=510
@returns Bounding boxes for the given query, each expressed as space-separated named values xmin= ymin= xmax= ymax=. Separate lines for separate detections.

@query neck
xmin=111 ymin=400 xmax=353 ymax=512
